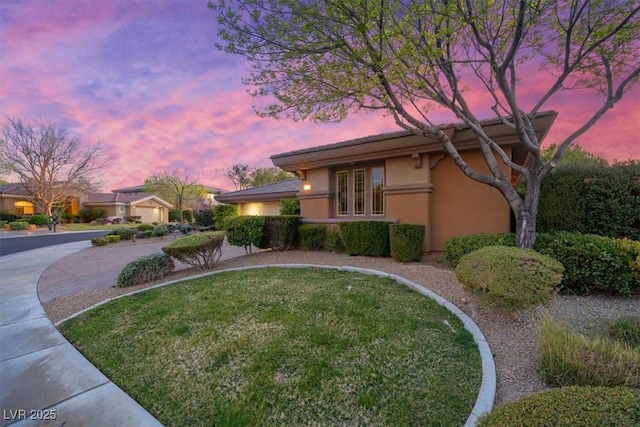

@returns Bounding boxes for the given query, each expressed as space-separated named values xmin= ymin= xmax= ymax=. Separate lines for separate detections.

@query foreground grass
xmin=61 ymin=267 xmax=481 ymax=426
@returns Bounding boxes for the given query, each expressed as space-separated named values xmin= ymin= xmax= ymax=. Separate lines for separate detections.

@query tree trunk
xmin=515 ymin=174 xmax=542 ymax=249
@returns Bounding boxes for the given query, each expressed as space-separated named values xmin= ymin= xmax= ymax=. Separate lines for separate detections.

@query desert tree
xmin=143 ymin=169 xmax=206 ymax=222
xmin=0 ymin=118 xmax=104 ymax=216
xmin=210 ymin=0 xmax=640 ymax=247
xmin=250 ymin=166 xmax=295 ymax=187
xmin=216 ymin=162 xmax=252 ymax=190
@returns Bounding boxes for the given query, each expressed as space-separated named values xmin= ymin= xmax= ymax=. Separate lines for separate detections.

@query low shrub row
xmin=8 ymin=221 xmax=30 ymax=230
xmin=445 ymin=232 xmax=640 ymax=296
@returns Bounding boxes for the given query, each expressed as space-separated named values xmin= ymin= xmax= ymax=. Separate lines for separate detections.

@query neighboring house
xmin=82 ymin=193 xmax=173 ymax=223
xmin=112 ymin=184 xmax=225 ymax=206
xmin=267 ymin=112 xmax=557 ymax=252
xmin=215 ymin=178 xmax=300 ymax=216
xmin=0 ymin=183 xmax=81 ymax=217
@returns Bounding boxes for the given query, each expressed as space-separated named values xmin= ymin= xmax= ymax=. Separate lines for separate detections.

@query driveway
xmin=37 ymin=237 xmax=249 ymax=303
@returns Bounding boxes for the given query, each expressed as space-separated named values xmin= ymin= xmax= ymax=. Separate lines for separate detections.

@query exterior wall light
xmin=303 ymin=183 xmax=312 ymax=191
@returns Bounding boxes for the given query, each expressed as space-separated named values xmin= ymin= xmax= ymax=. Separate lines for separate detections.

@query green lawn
xmin=61 ymin=267 xmax=481 ymax=426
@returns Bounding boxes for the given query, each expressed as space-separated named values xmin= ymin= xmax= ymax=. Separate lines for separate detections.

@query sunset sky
xmin=1 ymin=0 xmax=638 ymax=192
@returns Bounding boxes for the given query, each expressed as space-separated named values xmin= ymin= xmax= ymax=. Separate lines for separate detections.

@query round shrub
xmin=162 ymin=232 xmax=226 ymax=269
xmin=389 ymin=224 xmax=425 ymax=262
xmin=136 ymin=224 xmax=154 ymax=232
xmin=477 ymin=386 xmax=640 ymax=427
xmin=153 ymin=225 xmax=169 ymax=237
xmin=455 ymin=246 xmax=564 ymax=310
xmin=117 ymin=253 xmax=175 ymax=287
xmin=28 ymin=214 xmax=48 ymax=226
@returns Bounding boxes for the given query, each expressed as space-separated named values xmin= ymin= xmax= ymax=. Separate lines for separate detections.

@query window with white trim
xmin=371 ymin=167 xmax=384 ymax=215
xmin=337 ymin=170 xmax=349 ymax=216
xmin=354 ymin=169 xmax=366 ymax=215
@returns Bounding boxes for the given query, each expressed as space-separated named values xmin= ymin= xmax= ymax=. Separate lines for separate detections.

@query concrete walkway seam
xmin=57 ymin=263 xmax=496 ymax=426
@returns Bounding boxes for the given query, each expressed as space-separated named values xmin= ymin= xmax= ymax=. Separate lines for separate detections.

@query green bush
xmin=136 ymin=224 xmax=154 ymax=231
xmin=138 ymin=230 xmax=154 ymax=239
xmin=538 ymin=160 xmax=640 ymax=240
xmin=117 ymin=253 xmax=175 ymax=287
xmin=299 ymin=224 xmax=327 ymax=251
xmin=325 ymin=229 xmax=344 ymax=253
xmin=79 ymin=208 xmax=106 ymax=223
xmin=279 ymin=198 xmax=300 ymax=215
xmin=193 ymin=208 xmax=215 ymax=227
xmin=181 ymin=210 xmax=193 ymax=223
xmin=477 ymin=386 xmax=640 ymax=427
xmin=224 ymin=216 xmax=265 ymax=254
xmin=537 ymin=317 xmax=640 ymax=388
xmin=445 ymin=231 xmax=640 ymax=297
xmin=27 ymin=214 xmax=48 ymax=226
xmin=444 ymin=233 xmax=515 ymax=266
xmin=9 ymin=221 xmax=29 ymax=230
xmin=90 ymin=237 xmax=109 ymax=246
xmin=455 ymin=246 xmax=564 ymax=310
xmin=153 ymin=225 xmax=169 ymax=237
xmin=106 ymin=227 xmax=138 ymax=241
xmin=162 ymin=232 xmax=226 ymax=269
xmin=535 ymin=232 xmax=638 ymax=296
xmin=0 ymin=212 xmax=19 ymax=222
xmin=607 ymin=316 xmax=640 ymax=349
xmin=339 ymin=221 xmax=392 ymax=257
xmin=105 ymin=235 xmax=121 ymax=243
xmin=213 ymin=204 xmax=238 ymax=230
xmin=168 ymin=209 xmax=181 ymax=222
xmin=389 ymin=224 xmax=425 ymax=262
xmin=0 ymin=220 xmax=7 ymax=227
xmin=258 ymin=215 xmax=301 ymax=251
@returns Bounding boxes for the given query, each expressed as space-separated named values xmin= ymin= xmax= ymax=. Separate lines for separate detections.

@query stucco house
xmin=0 ymin=183 xmax=81 ymax=217
xmin=82 ymin=192 xmax=173 ymax=223
xmin=266 ymin=112 xmax=556 ymax=252
xmin=215 ymin=178 xmax=300 ymax=216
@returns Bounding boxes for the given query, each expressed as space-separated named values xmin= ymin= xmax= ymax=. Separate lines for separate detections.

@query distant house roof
xmin=215 ymin=179 xmax=300 ymax=204
xmin=84 ymin=192 xmax=173 ymax=208
xmin=112 ymin=184 xmax=225 ymax=195
xmin=0 ymin=183 xmax=30 ymax=197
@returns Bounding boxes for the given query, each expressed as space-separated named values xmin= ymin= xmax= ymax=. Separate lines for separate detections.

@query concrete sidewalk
xmin=0 ymin=242 xmax=163 ymax=426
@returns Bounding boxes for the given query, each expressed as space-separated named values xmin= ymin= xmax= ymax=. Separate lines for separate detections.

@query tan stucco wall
xmin=430 ymin=150 xmax=511 ymax=251
xmin=240 ymin=201 xmax=281 ymax=216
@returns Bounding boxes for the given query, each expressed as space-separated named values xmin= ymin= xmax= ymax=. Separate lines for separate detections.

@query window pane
xmin=371 ymin=167 xmax=384 ymax=215
xmin=354 ymin=169 xmax=365 ymax=215
xmin=337 ymin=171 xmax=348 ymax=216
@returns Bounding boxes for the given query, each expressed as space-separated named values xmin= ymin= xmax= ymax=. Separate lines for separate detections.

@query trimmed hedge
xmin=193 ymin=208 xmax=215 ymax=227
xmin=299 ymin=224 xmax=327 ymax=251
xmin=106 ymin=227 xmax=138 ymax=241
xmin=444 ymin=232 xmax=640 ymax=297
xmin=339 ymin=221 xmax=392 ymax=257
xmin=445 ymin=233 xmax=515 ymax=266
xmin=224 ymin=216 xmax=265 ymax=254
xmin=117 ymin=253 xmax=175 ymax=287
xmin=8 ymin=221 xmax=29 ymax=230
xmin=279 ymin=198 xmax=300 ymax=215
xmin=258 ymin=215 xmax=301 ymax=251
xmin=477 ymin=386 xmax=640 ymax=427
xmin=325 ymin=229 xmax=344 ymax=253
xmin=538 ymin=160 xmax=640 ymax=240
xmin=389 ymin=224 xmax=425 ymax=262
xmin=162 ymin=232 xmax=226 ymax=270
xmin=535 ymin=232 xmax=638 ymax=296
xmin=456 ymin=246 xmax=564 ymax=310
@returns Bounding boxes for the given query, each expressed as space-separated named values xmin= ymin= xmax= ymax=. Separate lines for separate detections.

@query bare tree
xmin=210 ymin=0 xmax=640 ymax=248
xmin=216 ymin=163 xmax=252 ymax=190
xmin=143 ymin=169 xmax=206 ymax=222
xmin=0 ymin=118 xmax=104 ymax=216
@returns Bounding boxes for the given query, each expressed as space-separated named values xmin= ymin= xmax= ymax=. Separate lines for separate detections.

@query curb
xmin=57 ymin=263 xmax=496 ymax=426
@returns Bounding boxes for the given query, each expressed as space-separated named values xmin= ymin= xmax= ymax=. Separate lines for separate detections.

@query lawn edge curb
xmin=56 ymin=263 xmax=496 ymax=426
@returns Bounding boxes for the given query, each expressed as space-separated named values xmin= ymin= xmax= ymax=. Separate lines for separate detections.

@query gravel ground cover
xmin=38 ymin=240 xmax=640 ymax=406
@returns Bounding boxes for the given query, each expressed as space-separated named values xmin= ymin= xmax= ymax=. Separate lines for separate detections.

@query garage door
xmin=136 ymin=207 xmax=161 ymax=223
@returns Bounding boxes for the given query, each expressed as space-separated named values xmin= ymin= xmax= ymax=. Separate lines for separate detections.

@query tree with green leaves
xmin=541 ymin=143 xmax=608 ymax=168
xmin=143 ymin=169 xmax=206 ymax=222
xmin=218 ymin=163 xmax=294 ymax=189
xmin=210 ymin=0 xmax=639 ymax=248
xmin=0 ymin=118 xmax=104 ymax=216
